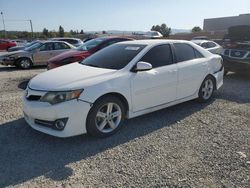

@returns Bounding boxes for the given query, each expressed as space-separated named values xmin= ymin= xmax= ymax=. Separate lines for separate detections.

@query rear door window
xmin=39 ymin=43 xmax=54 ymax=51
xmin=140 ymin=44 xmax=173 ymax=68
xmin=174 ymin=43 xmax=201 ymax=62
xmin=207 ymin=42 xmax=217 ymax=48
xmin=54 ymin=42 xmax=70 ymax=50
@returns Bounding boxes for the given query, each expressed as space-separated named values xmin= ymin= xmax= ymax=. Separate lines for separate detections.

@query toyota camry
xmin=23 ymin=40 xmax=224 ymax=138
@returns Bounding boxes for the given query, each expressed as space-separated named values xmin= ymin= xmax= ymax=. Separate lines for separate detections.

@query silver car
xmin=191 ymin=40 xmax=223 ymax=54
xmin=0 ymin=41 xmax=75 ymax=69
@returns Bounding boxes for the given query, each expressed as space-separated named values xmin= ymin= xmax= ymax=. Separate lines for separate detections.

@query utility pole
xmin=0 ymin=12 xmax=6 ymax=38
xmin=29 ymin=19 xmax=33 ymax=38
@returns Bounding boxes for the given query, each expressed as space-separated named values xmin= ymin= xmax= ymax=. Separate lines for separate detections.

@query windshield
xmin=25 ymin=41 xmax=39 ymax=48
xmin=81 ymin=44 xmax=146 ymax=70
xmin=25 ymin=42 xmax=42 ymax=51
xmin=77 ymin=38 xmax=105 ymax=51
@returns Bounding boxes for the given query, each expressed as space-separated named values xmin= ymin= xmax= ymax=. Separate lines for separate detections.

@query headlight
xmin=40 ymin=89 xmax=83 ymax=105
xmin=4 ymin=56 xmax=16 ymax=60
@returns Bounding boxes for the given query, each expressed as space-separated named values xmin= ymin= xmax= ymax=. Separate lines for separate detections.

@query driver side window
xmin=140 ymin=44 xmax=173 ymax=68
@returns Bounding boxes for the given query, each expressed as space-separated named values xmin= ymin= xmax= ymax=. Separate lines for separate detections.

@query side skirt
xmin=128 ymin=94 xmax=198 ymax=119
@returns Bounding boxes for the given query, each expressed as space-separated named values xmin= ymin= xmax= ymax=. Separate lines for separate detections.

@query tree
xmin=151 ymin=23 xmax=171 ymax=37
xmin=42 ymin=28 xmax=49 ymax=37
xmin=192 ymin=26 xmax=202 ymax=33
xmin=59 ymin=25 xmax=64 ymax=37
xmin=102 ymin=30 xmax=107 ymax=34
xmin=80 ymin=29 xmax=84 ymax=34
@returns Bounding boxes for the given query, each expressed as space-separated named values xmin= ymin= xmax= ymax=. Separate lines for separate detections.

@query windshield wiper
xmin=84 ymin=64 xmax=99 ymax=68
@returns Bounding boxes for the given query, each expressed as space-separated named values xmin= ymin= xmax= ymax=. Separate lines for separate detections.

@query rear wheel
xmin=86 ymin=96 xmax=125 ymax=137
xmin=198 ymin=76 xmax=215 ymax=103
xmin=17 ymin=58 xmax=32 ymax=69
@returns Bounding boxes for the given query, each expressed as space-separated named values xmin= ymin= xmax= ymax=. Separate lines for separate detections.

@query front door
xmin=33 ymin=43 xmax=55 ymax=65
xmin=130 ymin=44 xmax=177 ymax=112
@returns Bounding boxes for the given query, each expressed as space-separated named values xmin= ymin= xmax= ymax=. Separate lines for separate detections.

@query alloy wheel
xmin=201 ymin=79 xmax=214 ymax=100
xmin=95 ymin=102 xmax=122 ymax=133
xmin=20 ymin=59 xmax=31 ymax=69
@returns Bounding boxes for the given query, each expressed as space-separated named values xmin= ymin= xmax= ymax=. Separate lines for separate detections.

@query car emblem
xmin=25 ymin=90 xmax=29 ymax=98
xmin=235 ymin=52 xmax=241 ymax=56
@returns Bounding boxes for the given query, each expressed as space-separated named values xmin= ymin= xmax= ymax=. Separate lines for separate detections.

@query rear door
xmin=52 ymin=42 xmax=71 ymax=57
xmin=130 ymin=44 xmax=178 ymax=112
xmin=173 ymin=43 xmax=207 ymax=99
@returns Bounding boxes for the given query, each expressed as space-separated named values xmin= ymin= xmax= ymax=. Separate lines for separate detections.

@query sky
xmin=0 ymin=0 xmax=250 ymax=32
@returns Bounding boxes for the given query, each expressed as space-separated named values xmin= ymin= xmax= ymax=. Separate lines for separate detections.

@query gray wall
xmin=203 ymin=14 xmax=250 ymax=32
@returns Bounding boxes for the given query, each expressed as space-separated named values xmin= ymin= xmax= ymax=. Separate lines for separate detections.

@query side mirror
xmin=133 ymin=61 xmax=152 ymax=72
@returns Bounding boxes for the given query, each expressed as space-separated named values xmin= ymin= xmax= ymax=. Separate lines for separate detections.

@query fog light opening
xmin=54 ymin=118 xmax=68 ymax=130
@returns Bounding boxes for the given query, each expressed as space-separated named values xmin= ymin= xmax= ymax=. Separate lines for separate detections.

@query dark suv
xmin=221 ymin=42 xmax=250 ymax=75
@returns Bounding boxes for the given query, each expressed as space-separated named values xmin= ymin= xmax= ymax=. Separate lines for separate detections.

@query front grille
xmin=230 ymin=50 xmax=247 ymax=58
xmin=27 ymin=95 xmax=41 ymax=101
xmin=34 ymin=119 xmax=54 ymax=128
xmin=224 ymin=49 xmax=230 ymax=56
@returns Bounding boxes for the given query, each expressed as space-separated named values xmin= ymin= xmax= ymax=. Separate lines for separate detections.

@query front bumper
xmin=0 ymin=58 xmax=16 ymax=66
xmin=222 ymin=56 xmax=250 ymax=74
xmin=22 ymin=95 xmax=91 ymax=138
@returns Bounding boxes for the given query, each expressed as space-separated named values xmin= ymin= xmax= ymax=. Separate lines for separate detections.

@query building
xmin=203 ymin=14 xmax=250 ymax=33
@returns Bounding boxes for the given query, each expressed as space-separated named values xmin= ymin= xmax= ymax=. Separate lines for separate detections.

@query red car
xmin=0 ymin=39 xmax=17 ymax=51
xmin=47 ymin=36 xmax=133 ymax=69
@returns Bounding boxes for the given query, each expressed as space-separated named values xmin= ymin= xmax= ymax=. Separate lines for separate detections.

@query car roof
xmin=52 ymin=37 xmax=81 ymax=40
xmin=119 ymin=39 xmax=193 ymax=46
xmin=96 ymin=36 xmax=132 ymax=40
xmin=192 ymin=40 xmax=215 ymax=43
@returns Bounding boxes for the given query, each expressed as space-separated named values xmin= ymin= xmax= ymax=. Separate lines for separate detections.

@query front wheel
xmin=86 ymin=96 xmax=126 ymax=138
xmin=17 ymin=58 xmax=32 ymax=69
xmin=198 ymin=76 xmax=215 ymax=103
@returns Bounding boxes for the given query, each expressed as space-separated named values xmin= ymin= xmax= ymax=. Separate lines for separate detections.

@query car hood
xmin=8 ymin=50 xmax=28 ymax=57
xmin=29 ymin=63 xmax=117 ymax=91
xmin=49 ymin=49 xmax=88 ymax=62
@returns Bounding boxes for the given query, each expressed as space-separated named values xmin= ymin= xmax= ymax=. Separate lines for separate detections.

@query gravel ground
xmin=0 ymin=65 xmax=249 ymax=188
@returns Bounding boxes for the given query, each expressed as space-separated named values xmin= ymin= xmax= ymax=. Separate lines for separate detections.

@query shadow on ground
xmin=0 ymin=99 xmax=213 ymax=187
xmin=0 ymin=72 xmax=249 ymax=187
xmin=0 ymin=66 xmax=46 ymax=72
xmin=215 ymin=73 xmax=250 ymax=103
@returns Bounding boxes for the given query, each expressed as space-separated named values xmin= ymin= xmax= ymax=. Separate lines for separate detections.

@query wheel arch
xmin=93 ymin=92 xmax=129 ymax=117
xmin=206 ymin=74 xmax=217 ymax=90
xmin=14 ymin=56 xmax=33 ymax=66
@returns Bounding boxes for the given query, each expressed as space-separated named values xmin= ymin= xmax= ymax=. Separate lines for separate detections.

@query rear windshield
xmin=81 ymin=44 xmax=146 ymax=70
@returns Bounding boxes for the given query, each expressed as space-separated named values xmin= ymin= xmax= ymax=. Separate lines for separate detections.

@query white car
xmin=23 ymin=40 xmax=224 ymax=138
xmin=191 ymin=40 xmax=223 ymax=54
xmin=143 ymin=31 xmax=163 ymax=39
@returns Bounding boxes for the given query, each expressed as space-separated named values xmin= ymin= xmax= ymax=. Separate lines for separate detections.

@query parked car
xmin=8 ymin=40 xmax=41 ymax=52
xmin=192 ymin=36 xmax=208 ymax=40
xmin=51 ymin=38 xmax=83 ymax=47
xmin=191 ymin=40 xmax=223 ymax=54
xmin=0 ymin=41 xmax=75 ymax=69
xmin=143 ymin=31 xmax=163 ymax=39
xmin=23 ymin=40 xmax=224 ymax=138
xmin=0 ymin=39 xmax=17 ymax=51
xmin=221 ymin=41 xmax=250 ymax=75
xmin=11 ymin=39 xmax=27 ymax=46
xmin=47 ymin=36 xmax=133 ymax=70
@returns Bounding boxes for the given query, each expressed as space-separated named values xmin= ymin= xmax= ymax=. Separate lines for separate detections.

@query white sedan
xmin=23 ymin=40 xmax=224 ymax=138
xmin=191 ymin=40 xmax=223 ymax=55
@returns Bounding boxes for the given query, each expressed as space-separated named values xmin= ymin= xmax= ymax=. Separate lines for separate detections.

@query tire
xmin=86 ymin=96 xmax=126 ymax=138
xmin=17 ymin=58 xmax=32 ymax=69
xmin=198 ymin=76 xmax=215 ymax=103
